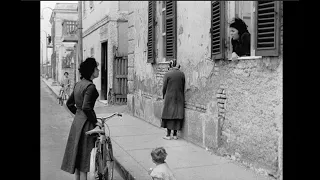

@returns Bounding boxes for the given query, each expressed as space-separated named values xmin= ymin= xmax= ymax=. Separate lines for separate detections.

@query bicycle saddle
xmin=85 ymin=126 xmax=104 ymax=135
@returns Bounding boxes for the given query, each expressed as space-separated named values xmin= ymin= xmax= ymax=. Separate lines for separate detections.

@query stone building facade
xmin=127 ymin=1 xmax=283 ymax=177
xmin=82 ymin=1 xmax=129 ymax=100
xmin=50 ymin=3 xmax=78 ymax=86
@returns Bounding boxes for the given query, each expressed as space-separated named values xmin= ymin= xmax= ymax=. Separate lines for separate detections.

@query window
xmin=164 ymin=1 xmax=177 ymax=61
xmin=211 ymin=1 xmax=225 ymax=60
xmin=147 ymin=1 xmax=156 ymax=63
xmin=226 ymin=1 xmax=280 ymax=59
xmin=90 ymin=1 xmax=94 ymax=10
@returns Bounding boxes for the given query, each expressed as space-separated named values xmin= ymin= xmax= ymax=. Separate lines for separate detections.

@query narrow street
xmin=40 ymin=80 xmax=123 ymax=180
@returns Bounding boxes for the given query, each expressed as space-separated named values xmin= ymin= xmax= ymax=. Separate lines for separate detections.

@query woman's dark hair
xmin=151 ymin=147 xmax=167 ymax=164
xmin=230 ymin=17 xmax=249 ymax=38
xmin=64 ymin=72 xmax=69 ymax=76
xmin=78 ymin=57 xmax=98 ymax=80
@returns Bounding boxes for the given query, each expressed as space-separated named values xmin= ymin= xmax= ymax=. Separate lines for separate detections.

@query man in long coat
xmin=161 ymin=60 xmax=185 ymax=140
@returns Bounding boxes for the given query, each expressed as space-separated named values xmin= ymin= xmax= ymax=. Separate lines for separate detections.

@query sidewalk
xmin=42 ymin=77 xmax=274 ymax=180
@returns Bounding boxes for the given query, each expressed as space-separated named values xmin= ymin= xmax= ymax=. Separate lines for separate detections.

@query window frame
xmin=226 ymin=1 xmax=280 ymax=60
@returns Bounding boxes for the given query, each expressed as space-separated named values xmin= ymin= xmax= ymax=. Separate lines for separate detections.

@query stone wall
xmin=127 ymin=1 xmax=283 ymax=175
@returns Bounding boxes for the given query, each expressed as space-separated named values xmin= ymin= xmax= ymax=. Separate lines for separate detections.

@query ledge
xmin=227 ymin=56 xmax=262 ymax=61
xmin=157 ymin=61 xmax=170 ymax=64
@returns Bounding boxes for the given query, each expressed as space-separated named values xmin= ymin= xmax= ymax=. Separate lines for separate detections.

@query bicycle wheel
xmin=104 ymin=137 xmax=114 ymax=180
xmin=95 ymin=143 xmax=106 ymax=180
xmin=88 ymin=147 xmax=98 ymax=180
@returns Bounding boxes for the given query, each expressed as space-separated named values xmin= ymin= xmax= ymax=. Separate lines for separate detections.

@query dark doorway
xmin=101 ymin=41 xmax=108 ymax=100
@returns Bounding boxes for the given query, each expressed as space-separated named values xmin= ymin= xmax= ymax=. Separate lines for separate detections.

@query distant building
xmin=82 ymin=1 xmax=129 ymax=102
xmin=50 ymin=3 xmax=78 ymax=85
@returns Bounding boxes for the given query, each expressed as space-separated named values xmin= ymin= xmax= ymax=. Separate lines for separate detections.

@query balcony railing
xmin=62 ymin=20 xmax=78 ymax=42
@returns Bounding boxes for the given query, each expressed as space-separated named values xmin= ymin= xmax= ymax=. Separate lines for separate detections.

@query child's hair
xmin=151 ymin=147 xmax=168 ymax=164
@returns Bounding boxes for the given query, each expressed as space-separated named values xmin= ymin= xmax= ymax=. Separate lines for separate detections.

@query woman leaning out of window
xmin=229 ymin=17 xmax=251 ymax=60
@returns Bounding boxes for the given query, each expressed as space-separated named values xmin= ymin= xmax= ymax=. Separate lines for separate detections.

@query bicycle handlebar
xmin=97 ymin=113 xmax=122 ymax=123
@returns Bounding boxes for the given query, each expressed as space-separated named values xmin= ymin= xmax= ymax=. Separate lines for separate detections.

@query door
xmin=113 ymin=56 xmax=128 ymax=104
xmin=101 ymin=41 xmax=108 ymax=100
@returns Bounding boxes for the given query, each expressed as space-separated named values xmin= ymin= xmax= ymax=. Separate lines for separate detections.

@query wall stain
xmin=178 ymin=26 xmax=184 ymax=35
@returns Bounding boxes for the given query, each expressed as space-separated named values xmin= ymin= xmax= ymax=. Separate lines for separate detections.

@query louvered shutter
xmin=147 ymin=1 xmax=156 ymax=63
xmin=211 ymin=1 xmax=225 ymax=60
xmin=165 ymin=1 xmax=177 ymax=60
xmin=255 ymin=1 xmax=280 ymax=56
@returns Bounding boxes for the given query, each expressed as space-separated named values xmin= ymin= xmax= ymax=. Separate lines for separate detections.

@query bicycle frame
xmin=90 ymin=113 xmax=122 ymax=180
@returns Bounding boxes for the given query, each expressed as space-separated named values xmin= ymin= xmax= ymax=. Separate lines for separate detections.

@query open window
xmin=226 ymin=1 xmax=280 ymax=60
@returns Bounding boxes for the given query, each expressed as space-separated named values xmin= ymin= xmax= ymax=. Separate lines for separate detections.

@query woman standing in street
xmin=61 ymin=58 xmax=100 ymax=180
xmin=161 ymin=59 xmax=185 ymax=140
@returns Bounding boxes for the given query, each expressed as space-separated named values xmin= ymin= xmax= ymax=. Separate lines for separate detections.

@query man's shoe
xmin=173 ymin=136 xmax=178 ymax=140
xmin=163 ymin=136 xmax=172 ymax=140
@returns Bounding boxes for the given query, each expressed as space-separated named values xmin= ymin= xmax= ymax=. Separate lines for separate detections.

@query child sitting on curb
xmin=148 ymin=147 xmax=176 ymax=180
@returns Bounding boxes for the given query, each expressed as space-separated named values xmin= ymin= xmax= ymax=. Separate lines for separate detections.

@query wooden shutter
xmin=147 ymin=1 xmax=156 ymax=63
xmin=165 ymin=1 xmax=177 ymax=60
xmin=255 ymin=1 xmax=280 ymax=56
xmin=211 ymin=1 xmax=225 ymax=60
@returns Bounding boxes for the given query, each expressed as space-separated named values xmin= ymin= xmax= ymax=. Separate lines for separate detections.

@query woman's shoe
xmin=173 ymin=136 xmax=178 ymax=140
xmin=163 ymin=136 xmax=172 ymax=140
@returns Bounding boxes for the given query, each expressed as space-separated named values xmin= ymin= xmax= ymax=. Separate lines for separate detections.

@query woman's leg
xmin=163 ymin=128 xmax=172 ymax=140
xmin=173 ymin=130 xmax=178 ymax=139
xmin=75 ymin=169 xmax=80 ymax=180
xmin=173 ymin=130 xmax=177 ymax=136
xmin=167 ymin=129 xmax=171 ymax=136
xmin=79 ymin=171 xmax=87 ymax=180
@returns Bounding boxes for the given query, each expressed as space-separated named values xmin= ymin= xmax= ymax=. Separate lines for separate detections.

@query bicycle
xmin=85 ymin=113 xmax=123 ymax=180
xmin=57 ymin=84 xmax=69 ymax=106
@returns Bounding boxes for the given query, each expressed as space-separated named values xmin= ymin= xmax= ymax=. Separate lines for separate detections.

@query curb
xmin=41 ymin=78 xmax=137 ymax=180
xmin=114 ymin=159 xmax=136 ymax=180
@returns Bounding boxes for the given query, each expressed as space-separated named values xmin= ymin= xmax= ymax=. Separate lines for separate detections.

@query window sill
xmin=227 ymin=56 xmax=262 ymax=61
xmin=158 ymin=58 xmax=170 ymax=64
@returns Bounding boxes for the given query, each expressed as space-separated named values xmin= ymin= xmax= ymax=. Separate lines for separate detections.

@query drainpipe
xmin=77 ymin=1 xmax=83 ymax=82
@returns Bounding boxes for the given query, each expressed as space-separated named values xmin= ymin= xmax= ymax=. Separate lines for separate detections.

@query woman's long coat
xmin=161 ymin=68 xmax=185 ymax=120
xmin=61 ymin=79 xmax=99 ymax=174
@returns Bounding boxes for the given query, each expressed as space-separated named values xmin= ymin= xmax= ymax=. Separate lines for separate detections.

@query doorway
xmin=101 ymin=41 xmax=108 ymax=100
